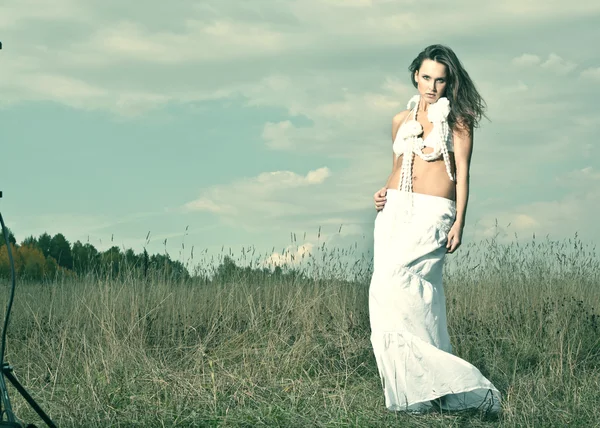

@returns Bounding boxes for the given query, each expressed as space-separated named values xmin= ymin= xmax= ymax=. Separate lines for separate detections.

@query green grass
xmin=3 ymin=235 xmax=600 ymax=427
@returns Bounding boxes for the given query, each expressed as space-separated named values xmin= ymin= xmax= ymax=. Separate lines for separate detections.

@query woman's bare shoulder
xmin=392 ymin=109 xmax=411 ymax=126
xmin=391 ymin=109 xmax=411 ymax=141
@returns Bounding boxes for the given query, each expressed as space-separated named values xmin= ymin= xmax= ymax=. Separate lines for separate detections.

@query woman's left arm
xmin=446 ymin=123 xmax=474 ymax=253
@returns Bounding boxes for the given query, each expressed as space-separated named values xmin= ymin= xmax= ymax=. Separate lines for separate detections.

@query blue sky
xmin=1 ymin=0 xmax=599 ymax=273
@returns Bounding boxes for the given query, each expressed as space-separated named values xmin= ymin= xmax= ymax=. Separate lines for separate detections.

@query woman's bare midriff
xmin=385 ymin=150 xmax=456 ymax=201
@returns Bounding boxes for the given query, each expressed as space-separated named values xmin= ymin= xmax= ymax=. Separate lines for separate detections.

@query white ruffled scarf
xmin=397 ymin=94 xmax=455 ymax=193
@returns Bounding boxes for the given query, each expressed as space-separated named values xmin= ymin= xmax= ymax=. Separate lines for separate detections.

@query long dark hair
xmin=409 ymin=44 xmax=487 ymax=132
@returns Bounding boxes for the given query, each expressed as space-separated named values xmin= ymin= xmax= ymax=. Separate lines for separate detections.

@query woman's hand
xmin=374 ymin=187 xmax=387 ymax=211
xmin=446 ymin=222 xmax=463 ymax=253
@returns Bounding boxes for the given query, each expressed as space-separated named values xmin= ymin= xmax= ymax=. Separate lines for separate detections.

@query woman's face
xmin=414 ymin=59 xmax=448 ymax=103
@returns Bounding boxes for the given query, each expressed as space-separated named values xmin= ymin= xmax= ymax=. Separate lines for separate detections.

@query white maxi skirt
xmin=369 ymin=189 xmax=501 ymax=413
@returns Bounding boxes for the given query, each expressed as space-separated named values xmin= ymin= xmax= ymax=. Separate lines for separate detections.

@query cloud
xmin=513 ymin=214 xmax=540 ymax=229
xmin=490 ymin=0 xmax=600 ymax=18
xmin=80 ymin=19 xmax=287 ymax=64
xmin=471 ymin=167 xmax=600 ymax=243
xmin=540 ymin=53 xmax=576 ymax=74
xmin=322 ymin=0 xmax=377 ymax=7
xmin=248 ymin=73 xmax=407 ymax=154
xmin=580 ymin=67 xmax=600 ymax=80
xmin=182 ymin=199 xmax=228 ymax=214
xmin=21 ymin=74 xmax=105 ymax=103
xmin=262 ymin=121 xmax=294 ymax=150
xmin=512 ymin=54 xmax=541 ymax=67
xmin=0 ymin=0 xmax=88 ymax=29
xmin=558 ymin=166 xmax=600 ymax=185
xmin=305 ymin=167 xmax=331 ymax=184
xmin=255 ymin=167 xmax=331 ymax=187
xmin=2 ymin=0 xmax=597 ymax=116
xmin=180 ymin=166 xmax=333 ymax=222
xmin=262 ymin=243 xmax=314 ymax=268
xmin=512 ymin=53 xmax=576 ymax=74
xmin=472 ymin=197 xmax=588 ymax=242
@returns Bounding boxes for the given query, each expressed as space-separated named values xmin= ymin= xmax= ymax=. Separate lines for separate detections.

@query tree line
xmin=0 ymin=228 xmax=308 ymax=285
xmin=0 ymin=228 xmax=189 ymax=282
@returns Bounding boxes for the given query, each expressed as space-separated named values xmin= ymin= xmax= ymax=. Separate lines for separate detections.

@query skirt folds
xmin=369 ymin=189 xmax=501 ymax=413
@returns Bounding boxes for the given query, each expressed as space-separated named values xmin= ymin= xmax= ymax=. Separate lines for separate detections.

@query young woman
xmin=369 ymin=44 xmax=501 ymax=413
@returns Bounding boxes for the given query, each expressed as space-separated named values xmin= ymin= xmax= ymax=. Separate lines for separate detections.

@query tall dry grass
xmin=2 ymin=234 xmax=600 ymax=427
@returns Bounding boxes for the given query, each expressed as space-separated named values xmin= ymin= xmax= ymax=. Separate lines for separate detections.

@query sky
xmin=1 ymin=0 xmax=599 ymax=275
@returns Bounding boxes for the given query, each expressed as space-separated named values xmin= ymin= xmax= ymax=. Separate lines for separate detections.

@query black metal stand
xmin=0 ymin=187 xmax=57 ymax=427
xmin=1 ymin=363 xmax=56 ymax=427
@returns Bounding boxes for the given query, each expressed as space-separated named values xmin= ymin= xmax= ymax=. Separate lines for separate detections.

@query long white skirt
xmin=369 ymin=189 xmax=501 ymax=413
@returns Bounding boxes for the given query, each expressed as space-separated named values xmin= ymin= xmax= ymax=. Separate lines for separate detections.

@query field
xmin=3 ymin=235 xmax=600 ymax=427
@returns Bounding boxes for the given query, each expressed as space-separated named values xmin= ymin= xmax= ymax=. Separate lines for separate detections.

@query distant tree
xmin=101 ymin=246 xmax=121 ymax=262
xmin=72 ymin=241 xmax=100 ymax=275
xmin=143 ymin=252 xmax=187 ymax=281
xmin=49 ymin=233 xmax=73 ymax=270
xmin=21 ymin=235 xmax=38 ymax=247
xmin=45 ymin=256 xmax=59 ymax=281
xmin=215 ymin=255 xmax=239 ymax=282
xmin=0 ymin=243 xmax=22 ymax=278
xmin=38 ymin=233 xmax=52 ymax=258
xmin=123 ymin=248 xmax=139 ymax=269
xmin=101 ymin=246 xmax=122 ymax=277
xmin=149 ymin=253 xmax=170 ymax=279
xmin=0 ymin=227 xmax=16 ymax=247
xmin=19 ymin=244 xmax=46 ymax=280
xmin=167 ymin=259 xmax=190 ymax=281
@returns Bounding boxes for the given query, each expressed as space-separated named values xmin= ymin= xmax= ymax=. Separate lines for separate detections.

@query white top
xmin=392 ymin=95 xmax=455 ymax=193
xmin=392 ymin=111 xmax=454 ymax=155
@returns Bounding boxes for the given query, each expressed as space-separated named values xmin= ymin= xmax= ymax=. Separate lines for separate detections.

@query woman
xmin=369 ymin=44 xmax=501 ymax=413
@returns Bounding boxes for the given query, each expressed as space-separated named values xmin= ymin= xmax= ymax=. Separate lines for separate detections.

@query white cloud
xmin=471 ymin=167 xmax=600 ymax=243
xmin=580 ymin=67 xmax=600 ymax=80
xmin=305 ymin=167 xmax=332 ymax=184
xmin=322 ymin=0 xmax=376 ymax=7
xmin=381 ymin=77 xmax=413 ymax=97
xmin=540 ymin=53 xmax=576 ymax=74
xmin=249 ymin=73 xmax=408 ymax=154
xmin=182 ymin=198 xmax=228 ymax=214
xmin=262 ymin=121 xmax=294 ymax=150
xmin=512 ymin=54 xmax=541 ymax=67
xmin=262 ymin=243 xmax=314 ymax=268
xmin=180 ymin=167 xmax=333 ymax=223
xmin=255 ymin=167 xmax=331 ymax=188
xmin=2 ymin=0 xmax=597 ymax=115
xmin=79 ymin=19 xmax=287 ymax=64
xmin=513 ymin=214 xmax=539 ymax=229
xmin=511 ymin=53 xmax=576 ymax=74
xmin=490 ymin=0 xmax=600 ymax=18
xmin=114 ymin=92 xmax=171 ymax=117
xmin=22 ymin=74 xmax=106 ymax=103
xmin=558 ymin=166 xmax=600 ymax=185
xmin=0 ymin=0 xmax=88 ymax=29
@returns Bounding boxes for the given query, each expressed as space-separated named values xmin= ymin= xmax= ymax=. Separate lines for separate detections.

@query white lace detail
xmin=398 ymin=95 xmax=455 ymax=194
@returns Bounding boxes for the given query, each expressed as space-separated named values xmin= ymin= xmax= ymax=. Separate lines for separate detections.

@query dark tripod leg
xmin=2 ymin=364 xmax=56 ymax=428
xmin=0 ymin=365 xmax=23 ymax=427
